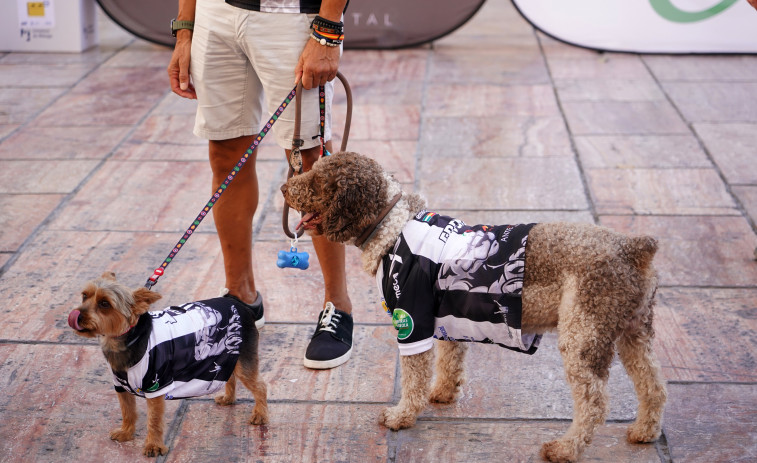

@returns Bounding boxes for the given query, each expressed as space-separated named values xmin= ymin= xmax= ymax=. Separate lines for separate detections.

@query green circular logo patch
xmin=392 ymin=309 xmax=414 ymax=340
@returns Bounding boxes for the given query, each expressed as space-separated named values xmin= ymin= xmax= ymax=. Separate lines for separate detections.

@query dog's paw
xmin=378 ymin=406 xmax=417 ymax=431
xmin=109 ymin=427 xmax=134 ymax=442
xmin=142 ymin=441 xmax=168 ymax=457
xmin=429 ymin=385 xmax=458 ymax=404
xmin=249 ymin=407 xmax=269 ymax=425
xmin=626 ymin=421 xmax=661 ymax=443
xmin=540 ymin=439 xmax=580 ymax=463
xmin=214 ymin=394 xmax=235 ymax=406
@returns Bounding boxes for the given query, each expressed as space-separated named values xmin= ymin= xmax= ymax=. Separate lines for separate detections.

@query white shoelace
xmin=318 ymin=302 xmax=341 ymax=334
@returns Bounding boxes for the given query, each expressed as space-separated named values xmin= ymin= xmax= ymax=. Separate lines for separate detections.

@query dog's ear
xmin=322 ymin=153 xmax=388 ymax=243
xmin=131 ymin=287 xmax=162 ymax=317
xmin=100 ymin=271 xmax=116 ymax=281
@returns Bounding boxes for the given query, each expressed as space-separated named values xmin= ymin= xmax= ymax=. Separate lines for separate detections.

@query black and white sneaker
xmin=220 ymin=288 xmax=265 ymax=329
xmin=304 ymin=302 xmax=353 ymax=369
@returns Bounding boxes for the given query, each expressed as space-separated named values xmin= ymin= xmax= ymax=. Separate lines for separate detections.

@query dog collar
xmin=354 ymin=193 xmax=402 ymax=248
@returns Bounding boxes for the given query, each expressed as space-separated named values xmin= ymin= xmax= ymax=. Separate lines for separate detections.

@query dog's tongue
xmin=296 ymin=212 xmax=316 ymax=231
xmin=68 ymin=310 xmax=82 ymax=331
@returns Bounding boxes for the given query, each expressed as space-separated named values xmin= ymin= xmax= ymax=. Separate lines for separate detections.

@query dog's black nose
xmin=280 ymin=183 xmax=287 ymax=195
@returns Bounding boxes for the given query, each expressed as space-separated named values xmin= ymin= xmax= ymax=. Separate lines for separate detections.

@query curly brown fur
xmin=68 ymin=272 xmax=268 ymax=457
xmin=282 ymin=151 xmax=667 ymax=462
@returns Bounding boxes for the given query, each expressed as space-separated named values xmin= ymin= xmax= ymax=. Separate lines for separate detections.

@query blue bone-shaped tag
xmin=277 ymin=247 xmax=309 ymax=270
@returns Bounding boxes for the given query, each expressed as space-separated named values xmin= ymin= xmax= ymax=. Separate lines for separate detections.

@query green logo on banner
xmin=650 ymin=0 xmax=737 ymax=23
xmin=392 ymin=309 xmax=413 ymax=340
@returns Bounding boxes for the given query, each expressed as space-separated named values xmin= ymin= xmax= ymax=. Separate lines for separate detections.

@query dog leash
xmin=277 ymin=72 xmax=352 ymax=270
xmin=281 ymin=71 xmax=352 ymax=240
xmin=144 ymin=86 xmax=301 ymax=290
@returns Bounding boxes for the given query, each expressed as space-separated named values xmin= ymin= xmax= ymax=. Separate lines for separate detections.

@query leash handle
xmin=145 ymin=86 xmax=298 ymax=289
xmin=282 ymin=71 xmax=352 ymax=239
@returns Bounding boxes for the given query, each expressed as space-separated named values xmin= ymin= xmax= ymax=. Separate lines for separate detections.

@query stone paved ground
xmin=1 ymin=1 xmax=755 ymax=462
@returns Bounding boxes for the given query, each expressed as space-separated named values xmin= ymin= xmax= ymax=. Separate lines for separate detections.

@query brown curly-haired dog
xmin=68 ymin=272 xmax=268 ymax=457
xmin=281 ymin=151 xmax=667 ymax=463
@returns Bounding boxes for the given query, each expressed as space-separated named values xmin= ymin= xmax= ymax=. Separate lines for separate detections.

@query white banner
xmin=511 ymin=0 xmax=757 ymax=54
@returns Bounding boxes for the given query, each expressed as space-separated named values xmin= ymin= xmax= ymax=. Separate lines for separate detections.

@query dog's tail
xmin=623 ymin=235 xmax=658 ymax=272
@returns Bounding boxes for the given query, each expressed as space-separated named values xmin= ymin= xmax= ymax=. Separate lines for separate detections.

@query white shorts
xmin=190 ymin=0 xmax=334 ymax=149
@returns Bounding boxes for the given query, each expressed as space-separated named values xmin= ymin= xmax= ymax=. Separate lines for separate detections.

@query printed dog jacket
xmin=112 ymin=297 xmax=243 ymax=399
xmin=376 ymin=211 xmax=541 ymax=356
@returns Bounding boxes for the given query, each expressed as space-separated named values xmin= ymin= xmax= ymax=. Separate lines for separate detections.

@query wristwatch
xmin=171 ymin=19 xmax=194 ymax=37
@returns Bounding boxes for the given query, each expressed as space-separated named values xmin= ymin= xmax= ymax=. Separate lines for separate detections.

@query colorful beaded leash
xmin=144 ymin=86 xmax=300 ymax=290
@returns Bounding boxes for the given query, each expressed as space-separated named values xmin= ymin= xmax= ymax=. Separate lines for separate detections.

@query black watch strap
xmin=171 ymin=19 xmax=194 ymax=37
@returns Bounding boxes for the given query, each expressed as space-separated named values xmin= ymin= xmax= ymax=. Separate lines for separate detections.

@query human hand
xmin=167 ymin=30 xmax=196 ymax=99
xmin=294 ymin=38 xmax=340 ymax=90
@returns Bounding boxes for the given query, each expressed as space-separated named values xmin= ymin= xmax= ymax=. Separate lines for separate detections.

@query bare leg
xmin=209 ymin=136 xmax=259 ymax=304
xmin=296 ymin=141 xmax=352 ymax=314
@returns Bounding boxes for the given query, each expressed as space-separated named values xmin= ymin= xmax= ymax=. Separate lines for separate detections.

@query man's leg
xmin=296 ymin=142 xmax=354 ymax=369
xmin=209 ymin=136 xmax=260 ymax=307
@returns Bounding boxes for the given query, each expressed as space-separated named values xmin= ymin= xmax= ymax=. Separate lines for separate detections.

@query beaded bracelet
xmin=312 ymin=15 xmax=344 ymax=34
xmin=311 ymin=29 xmax=343 ymax=47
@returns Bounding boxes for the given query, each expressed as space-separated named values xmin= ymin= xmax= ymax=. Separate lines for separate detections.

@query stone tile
xmin=255 ymin=325 xmax=396 ymax=402
xmin=586 ymin=168 xmax=737 ymax=215
xmin=111 ymin=141 xmax=210 ymax=162
xmin=0 ymin=124 xmax=20 ymax=140
xmin=0 ymin=343 xmax=181 ymax=462
xmin=664 ymin=383 xmax=757 ymax=463
xmin=693 ymin=123 xmax=757 ymax=184
xmin=420 ymin=116 xmax=573 ymax=158
xmin=0 ymin=126 xmax=132 ymax=160
xmin=575 ymin=135 xmax=711 ymax=169
xmin=419 ymin=334 xmax=637 ymax=421
xmin=169 ymin=402 xmax=390 ymax=462
xmin=733 ymin=186 xmax=757 ymax=224
xmin=0 ymin=194 xmax=63 ymax=252
xmin=32 ymin=92 xmax=164 ymax=127
xmin=662 ymin=82 xmax=757 ymax=123
xmin=344 ymin=140 xmax=417 ymax=184
xmin=561 ymin=100 xmax=689 ymax=135
xmin=555 ymin=79 xmax=666 ymax=102
xmin=653 ymin=288 xmax=757 ymax=383
xmin=600 ymin=216 xmax=757 ymax=287
xmin=0 ymin=160 xmax=98 ymax=194
xmin=537 ymin=32 xmax=606 ymax=60
xmin=127 ymin=114 xmax=204 ymax=145
xmin=644 ymin=55 xmax=757 ymax=82
xmin=428 ymin=46 xmax=550 ymax=85
xmin=0 ymin=229 xmax=228 ymax=342
xmin=395 ymin=421 xmax=660 ymax=463
xmin=333 ymin=79 xmax=424 ymax=106
xmin=340 ymin=49 xmax=428 ymax=83
xmin=0 ymin=64 xmax=95 ymax=87
xmin=240 ymin=241 xmax=388 ymax=325
xmin=424 ymin=84 xmax=560 ymax=118
xmin=437 ymin=210 xmax=595 ymax=225
xmin=48 ymin=158 xmax=278 ymax=233
xmin=418 ymin=157 xmax=588 ymax=210
xmin=101 ymin=43 xmax=173 ymax=68
xmin=69 ymin=66 xmax=167 ymax=97
xmin=0 ymin=87 xmax=67 ymax=125
xmin=548 ymin=54 xmax=652 ymax=81
xmin=331 ymin=104 xmax=420 ymax=141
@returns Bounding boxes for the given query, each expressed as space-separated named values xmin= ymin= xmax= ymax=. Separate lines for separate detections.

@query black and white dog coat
xmin=376 ymin=211 xmax=542 ymax=356
xmin=112 ymin=297 xmax=243 ymax=400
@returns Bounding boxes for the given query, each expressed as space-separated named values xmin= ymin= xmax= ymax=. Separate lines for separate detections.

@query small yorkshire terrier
xmin=68 ymin=272 xmax=268 ymax=457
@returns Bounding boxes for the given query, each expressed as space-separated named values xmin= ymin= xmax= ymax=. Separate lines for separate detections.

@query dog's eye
xmin=81 ymin=292 xmax=87 ymax=302
xmin=98 ymin=299 xmax=111 ymax=309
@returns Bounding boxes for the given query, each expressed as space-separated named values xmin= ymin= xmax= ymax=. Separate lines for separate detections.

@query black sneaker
xmin=304 ymin=302 xmax=353 ymax=369
xmin=221 ymin=289 xmax=265 ymax=329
